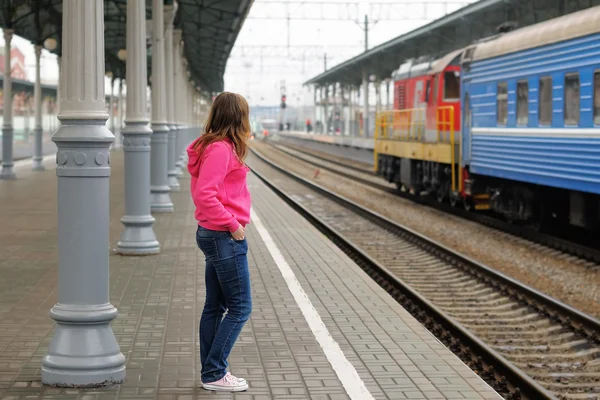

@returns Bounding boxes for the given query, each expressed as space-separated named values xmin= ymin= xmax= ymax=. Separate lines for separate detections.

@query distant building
xmin=0 ymin=45 xmax=27 ymax=81
xmin=0 ymin=45 xmax=29 ymax=113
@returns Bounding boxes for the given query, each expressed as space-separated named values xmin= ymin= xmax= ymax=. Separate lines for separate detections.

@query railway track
xmin=270 ymin=140 xmax=600 ymax=264
xmin=248 ymin=147 xmax=600 ymax=400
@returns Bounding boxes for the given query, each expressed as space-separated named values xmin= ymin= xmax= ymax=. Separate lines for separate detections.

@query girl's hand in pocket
xmin=232 ymin=225 xmax=245 ymax=240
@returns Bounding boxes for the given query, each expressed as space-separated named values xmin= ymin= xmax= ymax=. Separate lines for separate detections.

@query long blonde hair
xmin=193 ymin=92 xmax=250 ymax=161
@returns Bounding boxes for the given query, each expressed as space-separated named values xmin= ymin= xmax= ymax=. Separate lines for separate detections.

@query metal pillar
xmin=173 ymin=29 xmax=184 ymax=178
xmin=179 ymin=57 xmax=189 ymax=176
xmin=1 ymin=29 xmax=15 ymax=179
xmin=330 ymin=84 xmax=334 ymax=134
xmin=150 ymin=0 xmax=173 ymax=213
xmin=32 ymin=44 xmax=44 ymax=171
xmin=375 ymin=80 xmax=381 ymax=115
xmin=182 ymin=61 xmax=190 ymax=165
xmin=24 ymin=97 xmax=30 ymax=142
xmin=314 ymin=88 xmax=318 ymax=132
xmin=189 ymin=85 xmax=195 ymax=144
xmin=362 ymin=70 xmax=369 ymax=137
xmin=117 ymin=0 xmax=160 ymax=255
xmin=321 ymin=85 xmax=329 ymax=135
xmin=116 ymin=79 xmax=124 ymax=148
xmin=109 ymin=78 xmax=116 ymax=134
xmin=354 ymin=86 xmax=359 ymax=136
xmin=192 ymin=91 xmax=198 ymax=133
xmin=343 ymin=85 xmax=351 ymax=136
xmin=57 ymin=57 xmax=61 ymax=115
xmin=185 ymin=82 xmax=191 ymax=145
xmin=164 ymin=5 xmax=179 ymax=191
xmin=321 ymin=87 xmax=325 ymax=134
xmin=386 ymin=79 xmax=391 ymax=110
xmin=42 ymin=0 xmax=126 ymax=386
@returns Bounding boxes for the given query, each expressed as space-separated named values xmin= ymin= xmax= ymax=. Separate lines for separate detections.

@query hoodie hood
xmin=187 ymin=138 xmax=202 ymax=178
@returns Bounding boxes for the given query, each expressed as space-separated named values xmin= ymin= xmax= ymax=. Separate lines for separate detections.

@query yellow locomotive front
xmin=374 ymin=106 xmax=462 ymax=202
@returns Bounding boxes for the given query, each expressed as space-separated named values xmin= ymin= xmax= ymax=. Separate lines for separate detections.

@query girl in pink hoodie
xmin=187 ymin=92 xmax=252 ymax=392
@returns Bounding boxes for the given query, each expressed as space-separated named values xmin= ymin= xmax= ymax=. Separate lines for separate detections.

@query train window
xmin=539 ymin=76 xmax=552 ymax=125
xmin=497 ymin=82 xmax=508 ymax=125
xmin=564 ymin=73 xmax=580 ymax=125
xmin=516 ymin=80 xmax=529 ymax=125
xmin=444 ymin=71 xmax=460 ymax=101
xmin=594 ymin=71 xmax=600 ymax=124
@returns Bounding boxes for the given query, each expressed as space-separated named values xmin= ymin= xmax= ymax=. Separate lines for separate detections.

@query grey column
xmin=182 ymin=56 xmax=190 ymax=173
xmin=193 ymin=90 xmax=199 ymax=139
xmin=42 ymin=0 xmax=126 ymax=386
xmin=312 ymin=86 xmax=317 ymax=133
xmin=32 ymin=44 xmax=44 ymax=171
xmin=385 ymin=79 xmax=390 ymax=110
xmin=164 ymin=5 xmax=179 ymax=191
xmin=342 ymin=85 xmax=348 ymax=136
xmin=350 ymin=87 xmax=355 ymax=136
xmin=150 ymin=0 xmax=173 ymax=212
xmin=362 ymin=70 xmax=369 ymax=137
xmin=322 ymin=87 xmax=327 ymax=134
xmin=117 ymin=0 xmax=160 ymax=255
xmin=109 ymin=78 xmax=116 ymax=133
xmin=116 ymin=79 xmax=124 ymax=148
xmin=173 ymin=31 xmax=185 ymax=178
xmin=183 ymin=62 xmax=191 ymax=166
xmin=1 ymin=29 xmax=15 ymax=179
xmin=24 ymin=98 xmax=30 ymax=141
xmin=189 ymin=85 xmax=195 ymax=148
xmin=375 ymin=79 xmax=381 ymax=115
xmin=184 ymin=81 xmax=190 ymax=151
xmin=57 ymin=56 xmax=61 ymax=114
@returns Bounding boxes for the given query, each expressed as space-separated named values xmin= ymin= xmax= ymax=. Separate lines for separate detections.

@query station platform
xmin=276 ymin=131 xmax=374 ymax=166
xmin=0 ymin=151 xmax=501 ymax=400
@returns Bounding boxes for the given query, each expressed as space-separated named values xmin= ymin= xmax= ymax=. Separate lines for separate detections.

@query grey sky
xmin=224 ymin=0 xmax=478 ymax=107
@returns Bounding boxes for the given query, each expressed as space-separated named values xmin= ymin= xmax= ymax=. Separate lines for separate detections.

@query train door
xmin=425 ymin=75 xmax=438 ymax=142
xmin=410 ymin=79 xmax=426 ymax=140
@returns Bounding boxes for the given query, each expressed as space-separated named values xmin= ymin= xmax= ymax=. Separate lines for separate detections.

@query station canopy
xmin=0 ymin=0 xmax=253 ymax=94
xmin=305 ymin=0 xmax=600 ymax=87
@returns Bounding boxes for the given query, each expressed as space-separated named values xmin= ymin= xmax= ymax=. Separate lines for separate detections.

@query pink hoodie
xmin=187 ymin=138 xmax=251 ymax=233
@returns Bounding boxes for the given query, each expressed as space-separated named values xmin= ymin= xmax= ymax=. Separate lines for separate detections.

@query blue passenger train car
xmin=460 ymin=8 xmax=600 ymax=230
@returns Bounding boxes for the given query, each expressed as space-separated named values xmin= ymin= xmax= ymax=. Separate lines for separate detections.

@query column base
xmin=32 ymin=158 xmax=45 ymax=171
xmin=168 ymin=171 xmax=180 ymax=191
xmin=0 ymin=166 xmax=16 ymax=180
xmin=175 ymin=158 xmax=185 ymax=178
xmin=150 ymin=185 xmax=174 ymax=213
xmin=41 ymin=304 xmax=126 ymax=387
xmin=33 ymin=127 xmax=45 ymax=170
xmin=116 ymin=215 xmax=160 ymax=255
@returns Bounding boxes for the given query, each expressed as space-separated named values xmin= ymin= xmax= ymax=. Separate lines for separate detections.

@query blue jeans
xmin=196 ymin=226 xmax=252 ymax=383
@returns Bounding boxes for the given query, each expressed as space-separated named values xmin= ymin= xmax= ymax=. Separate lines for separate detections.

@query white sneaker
xmin=226 ymin=372 xmax=246 ymax=384
xmin=203 ymin=372 xmax=248 ymax=392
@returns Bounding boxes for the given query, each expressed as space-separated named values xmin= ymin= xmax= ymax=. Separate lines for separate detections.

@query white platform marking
xmin=251 ymin=208 xmax=376 ymax=400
